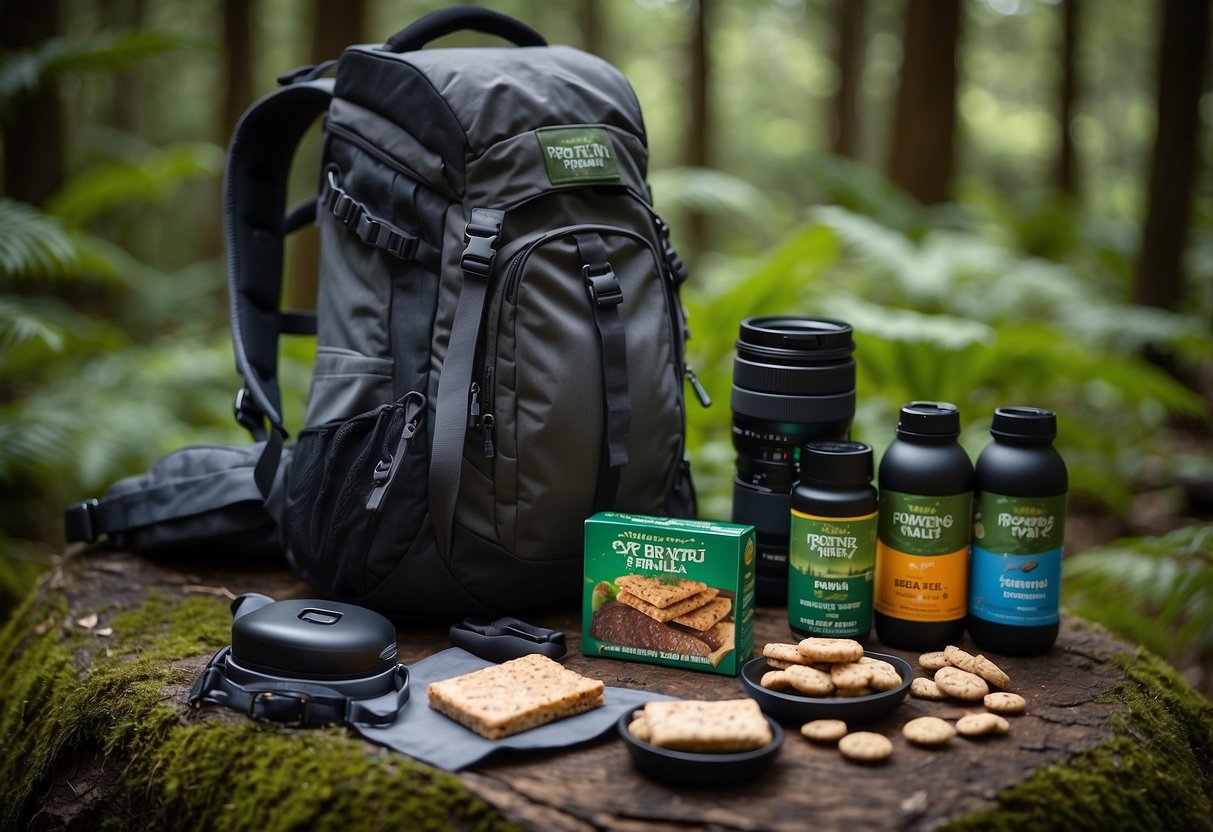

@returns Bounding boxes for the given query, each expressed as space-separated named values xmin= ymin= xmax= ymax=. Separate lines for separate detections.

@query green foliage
xmin=0 ymin=30 xmax=201 ymax=117
xmin=683 ymin=198 xmax=1210 ymax=521
xmin=0 ymin=198 xmax=79 ymax=280
xmin=0 ymin=29 xmax=251 ymax=592
xmin=1063 ymin=523 xmax=1213 ymax=660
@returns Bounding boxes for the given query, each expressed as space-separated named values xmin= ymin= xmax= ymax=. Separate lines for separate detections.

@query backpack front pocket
xmin=468 ymin=223 xmax=683 ymax=558
xmin=284 ymin=392 xmax=426 ymax=597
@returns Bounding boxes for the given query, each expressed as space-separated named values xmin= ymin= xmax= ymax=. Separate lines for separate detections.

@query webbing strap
xmin=575 ymin=233 xmax=631 ymax=513
xmin=188 ymin=646 xmax=410 ymax=728
xmin=320 ymin=170 xmax=442 ymax=272
xmin=225 ymin=77 xmax=334 ymax=439
xmin=429 ymin=208 xmax=503 ymax=558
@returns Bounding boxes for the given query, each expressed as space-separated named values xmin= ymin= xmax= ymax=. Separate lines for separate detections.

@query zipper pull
xmin=469 ymin=382 xmax=481 ymax=424
xmin=367 ymin=393 xmax=426 ymax=511
xmin=482 ymin=414 xmax=496 ymax=459
xmin=686 ymin=365 xmax=712 ymax=408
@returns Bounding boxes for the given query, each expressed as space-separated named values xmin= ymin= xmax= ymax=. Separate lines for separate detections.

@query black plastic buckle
xmin=234 ymin=388 xmax=266 ymax=437
xmin=449 ymin=616 xmax=567 ymax=662
xmin=248 ymin=691 xmax=311 ymax=725
xmin=584 ymin=266 xmax=623 ymax=307
xmin=64 ymin=499 xmax=100 ymax=543
xmin=460 ymin=224 xmax=499 ymax=278
xmin=355 ymin=215 xmax=417 ymax=260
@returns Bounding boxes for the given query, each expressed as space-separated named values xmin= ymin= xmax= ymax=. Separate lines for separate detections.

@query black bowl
xmin=739 ymin=651 xmax=912 ymax=724
xmin=616 ymin=709 xmax=783 ymax=787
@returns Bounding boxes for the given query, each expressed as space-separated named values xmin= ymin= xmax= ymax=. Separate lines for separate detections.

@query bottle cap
xmin=991 ymin=406 xmax=1057 ymax=439
xmin=801 ymin=441 xmax=873 ymax=486
xmin=897 ymin=402 xmax=960 ymax=437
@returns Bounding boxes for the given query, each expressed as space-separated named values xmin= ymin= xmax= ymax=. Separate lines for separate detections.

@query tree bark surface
xmin=7 ymin=549 xmax=1211 ymax=832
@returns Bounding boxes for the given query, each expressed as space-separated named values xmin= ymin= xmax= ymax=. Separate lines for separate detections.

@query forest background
xmin=1 ymin=0 xmax=1211 ymax=693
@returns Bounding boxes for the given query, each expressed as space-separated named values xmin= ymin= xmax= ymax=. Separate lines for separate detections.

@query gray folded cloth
xmin=351 ymin=647 xmax=666 ymax=771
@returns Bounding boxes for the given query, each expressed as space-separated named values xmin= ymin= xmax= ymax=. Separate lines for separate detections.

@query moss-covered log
xmin=1 ymin=549 xmax=1210 ymax=831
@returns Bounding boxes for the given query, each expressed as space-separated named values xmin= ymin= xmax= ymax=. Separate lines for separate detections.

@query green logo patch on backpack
xmin=536 ymin=126 xmax=620 ymax=185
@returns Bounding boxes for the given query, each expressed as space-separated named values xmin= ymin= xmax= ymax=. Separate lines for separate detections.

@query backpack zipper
xmin=366 ymin=392 xmax=426 ymax=511
xmin=326 ymin=122 xmax=458 ymax=201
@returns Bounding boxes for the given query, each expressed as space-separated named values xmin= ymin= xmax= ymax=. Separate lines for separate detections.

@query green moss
xmin=0 ymin=581 xmax=522 ymax=832
xmin=944 ymin=650 xmax=1213 ymax=832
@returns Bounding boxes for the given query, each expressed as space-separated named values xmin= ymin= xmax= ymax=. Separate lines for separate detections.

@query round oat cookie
xmin=934 ymin=666 xmax=990 ymax=701
xmin=956 ymin=712 xmax=1010 ymax=737
xmin=910 ymin=676 xmax=948 ymax=700
xmin=919 ymin=650 xmax=951 ymax=671
xmin=984 ymin=691 xmax=1027 ymax=715
xmin=801 ymin=719 xmax=848 ymax=743
xmin=761 ymin=669 xmax=794 ymax=690
xmin=830 ymin=660 xmax=873 ymax=690
xmin=763 ymin=642 xmax=808 ymax=665
xmin=838 ymin=731 xmax=893 ymax=763
xmin=859 ymin=656 xmax=903 ymax=691
xmin=903 ymin=716 xmax=956 ymax=747
xmin=786 ymin=663 xmax=835 ymax=697
xmin=797 ymin=637 xmax=865 ymax=664
xmin=944 ymin=645 xmax=1011 ymax=690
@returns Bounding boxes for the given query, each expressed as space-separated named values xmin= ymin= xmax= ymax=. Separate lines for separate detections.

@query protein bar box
xmin=581 ymin=512 xmax=756 ymax=676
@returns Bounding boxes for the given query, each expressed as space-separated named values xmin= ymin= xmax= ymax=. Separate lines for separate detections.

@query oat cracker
xmin=838 ymin=731 xmax=893 ymax=763
xmin=786 ymin=663 xmax=835 ymax=697
xmin=903 ymin=716 xmax=956 ymax=746
xmin=643 ymin=698 xmax=773 ymax=753
xmin=614 ymin=575 xmax=708 ymax=608
xmin=934 ymin=666 xmax=989 ymax=701
xmin=797 ymin=637 xmax=865 ymax=664
xmin=944 ymin=645 xmax=1011 ymax=690
xmin=919 ymin=651 xmax=951 ymax=671
xmin=983 ymin=691 xmax=1027 ymax=715
xmin=910 ymin=676 xmax=948 ymax=700
xmin=956 ymin=712 xmax=1010 ymax=737
xmin=763 ymin=642 xmax=808 ymax=665
xmin=801 ymin=719 xmax=848 ymax=743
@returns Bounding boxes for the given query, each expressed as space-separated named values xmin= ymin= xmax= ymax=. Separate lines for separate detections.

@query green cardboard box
xmin=581 ymin=512 xmax=756 ymax=676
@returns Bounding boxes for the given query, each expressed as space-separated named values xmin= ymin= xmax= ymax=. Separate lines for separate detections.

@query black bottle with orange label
xmin=873 ymin=402 xmax=973 ymax=650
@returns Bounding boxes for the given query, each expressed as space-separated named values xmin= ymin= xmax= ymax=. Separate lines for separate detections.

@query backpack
xmin=69 ymin=7 xmax=699 ymax=620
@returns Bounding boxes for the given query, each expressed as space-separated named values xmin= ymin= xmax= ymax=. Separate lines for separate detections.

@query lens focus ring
xmin=730 ymin=386 xmax=856 ymax=423
xmin=732 ymin=356 xmax=855 ymax=396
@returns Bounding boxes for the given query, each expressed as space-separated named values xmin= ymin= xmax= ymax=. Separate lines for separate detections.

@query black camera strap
xmin=188 ymin=646 xmax=410 ymax=728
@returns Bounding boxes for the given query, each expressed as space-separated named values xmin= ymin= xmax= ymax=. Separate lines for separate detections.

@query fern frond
xmin=0 ymin=30 xmax=200 ymax=111
xmin=0 ymin=298 xmax=64 ymax=355
xmin=0 ymin=199 xmax=79 ymax=280
xmin=46 ymin=142 xmax=224 ymax=228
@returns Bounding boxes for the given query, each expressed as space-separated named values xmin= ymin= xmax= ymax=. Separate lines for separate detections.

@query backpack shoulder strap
xmin=226 ymin=76 xmax=334 ymax=444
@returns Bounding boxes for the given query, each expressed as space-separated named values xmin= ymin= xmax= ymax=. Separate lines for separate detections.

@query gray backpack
xmin=219 ymin=7 xmax=699 ymax=617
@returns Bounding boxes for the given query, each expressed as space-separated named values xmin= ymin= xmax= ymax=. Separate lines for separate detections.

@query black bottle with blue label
xmin=968 ymin=407 xmax=1067 ymax=656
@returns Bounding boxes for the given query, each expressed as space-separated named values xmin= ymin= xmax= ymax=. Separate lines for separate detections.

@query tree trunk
xmin=831 ymin=0 xmax=866 ymax=160
xmin=1131 ymin=0 xmax=1210 ymax=312
xmin=4 ymin=549 xmax=1212 ymax=831
xmin=0 ymin=0 xmax=65 ymax=207
xmin=1054 ymin=0 xmax=1080 ymax=198
xmin=682 ymin=0 xmax=712 ymax=260
xmin=282 ymin=0 xmax=369 ymax=313
xmin=888 ymin=0 xmax=962 ymax=206
xmin=577 ymin=0 xmax=605 ymax=58
xmin=221 ymin=0 xmax=256 ymax=144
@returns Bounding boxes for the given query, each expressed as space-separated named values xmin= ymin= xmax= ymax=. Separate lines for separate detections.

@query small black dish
xmin=739 ymin=651 xmax=912 ymax=724
xmin=616 ymin=709 xmax=783 ymax=787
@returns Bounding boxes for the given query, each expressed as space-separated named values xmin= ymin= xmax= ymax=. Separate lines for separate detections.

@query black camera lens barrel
xmin=730 ymin=316 xmax=857 ymax=607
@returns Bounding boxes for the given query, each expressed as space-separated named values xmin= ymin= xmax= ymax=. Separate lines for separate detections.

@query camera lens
xmin=730 ymin=316 xmax=856 ymax=605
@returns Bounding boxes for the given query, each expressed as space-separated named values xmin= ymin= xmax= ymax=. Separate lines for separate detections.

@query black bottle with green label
xmin=788 ymin=441 xmax=877 ymax=641
xmin=968 ymin=407 xmax=1067 ymax=656
xmin=873 ymin=402 xmax=973 ymax=651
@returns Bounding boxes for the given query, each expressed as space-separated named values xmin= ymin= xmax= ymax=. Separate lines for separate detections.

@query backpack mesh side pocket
xmin=283 ymin=392 xmax=426 ymax=597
